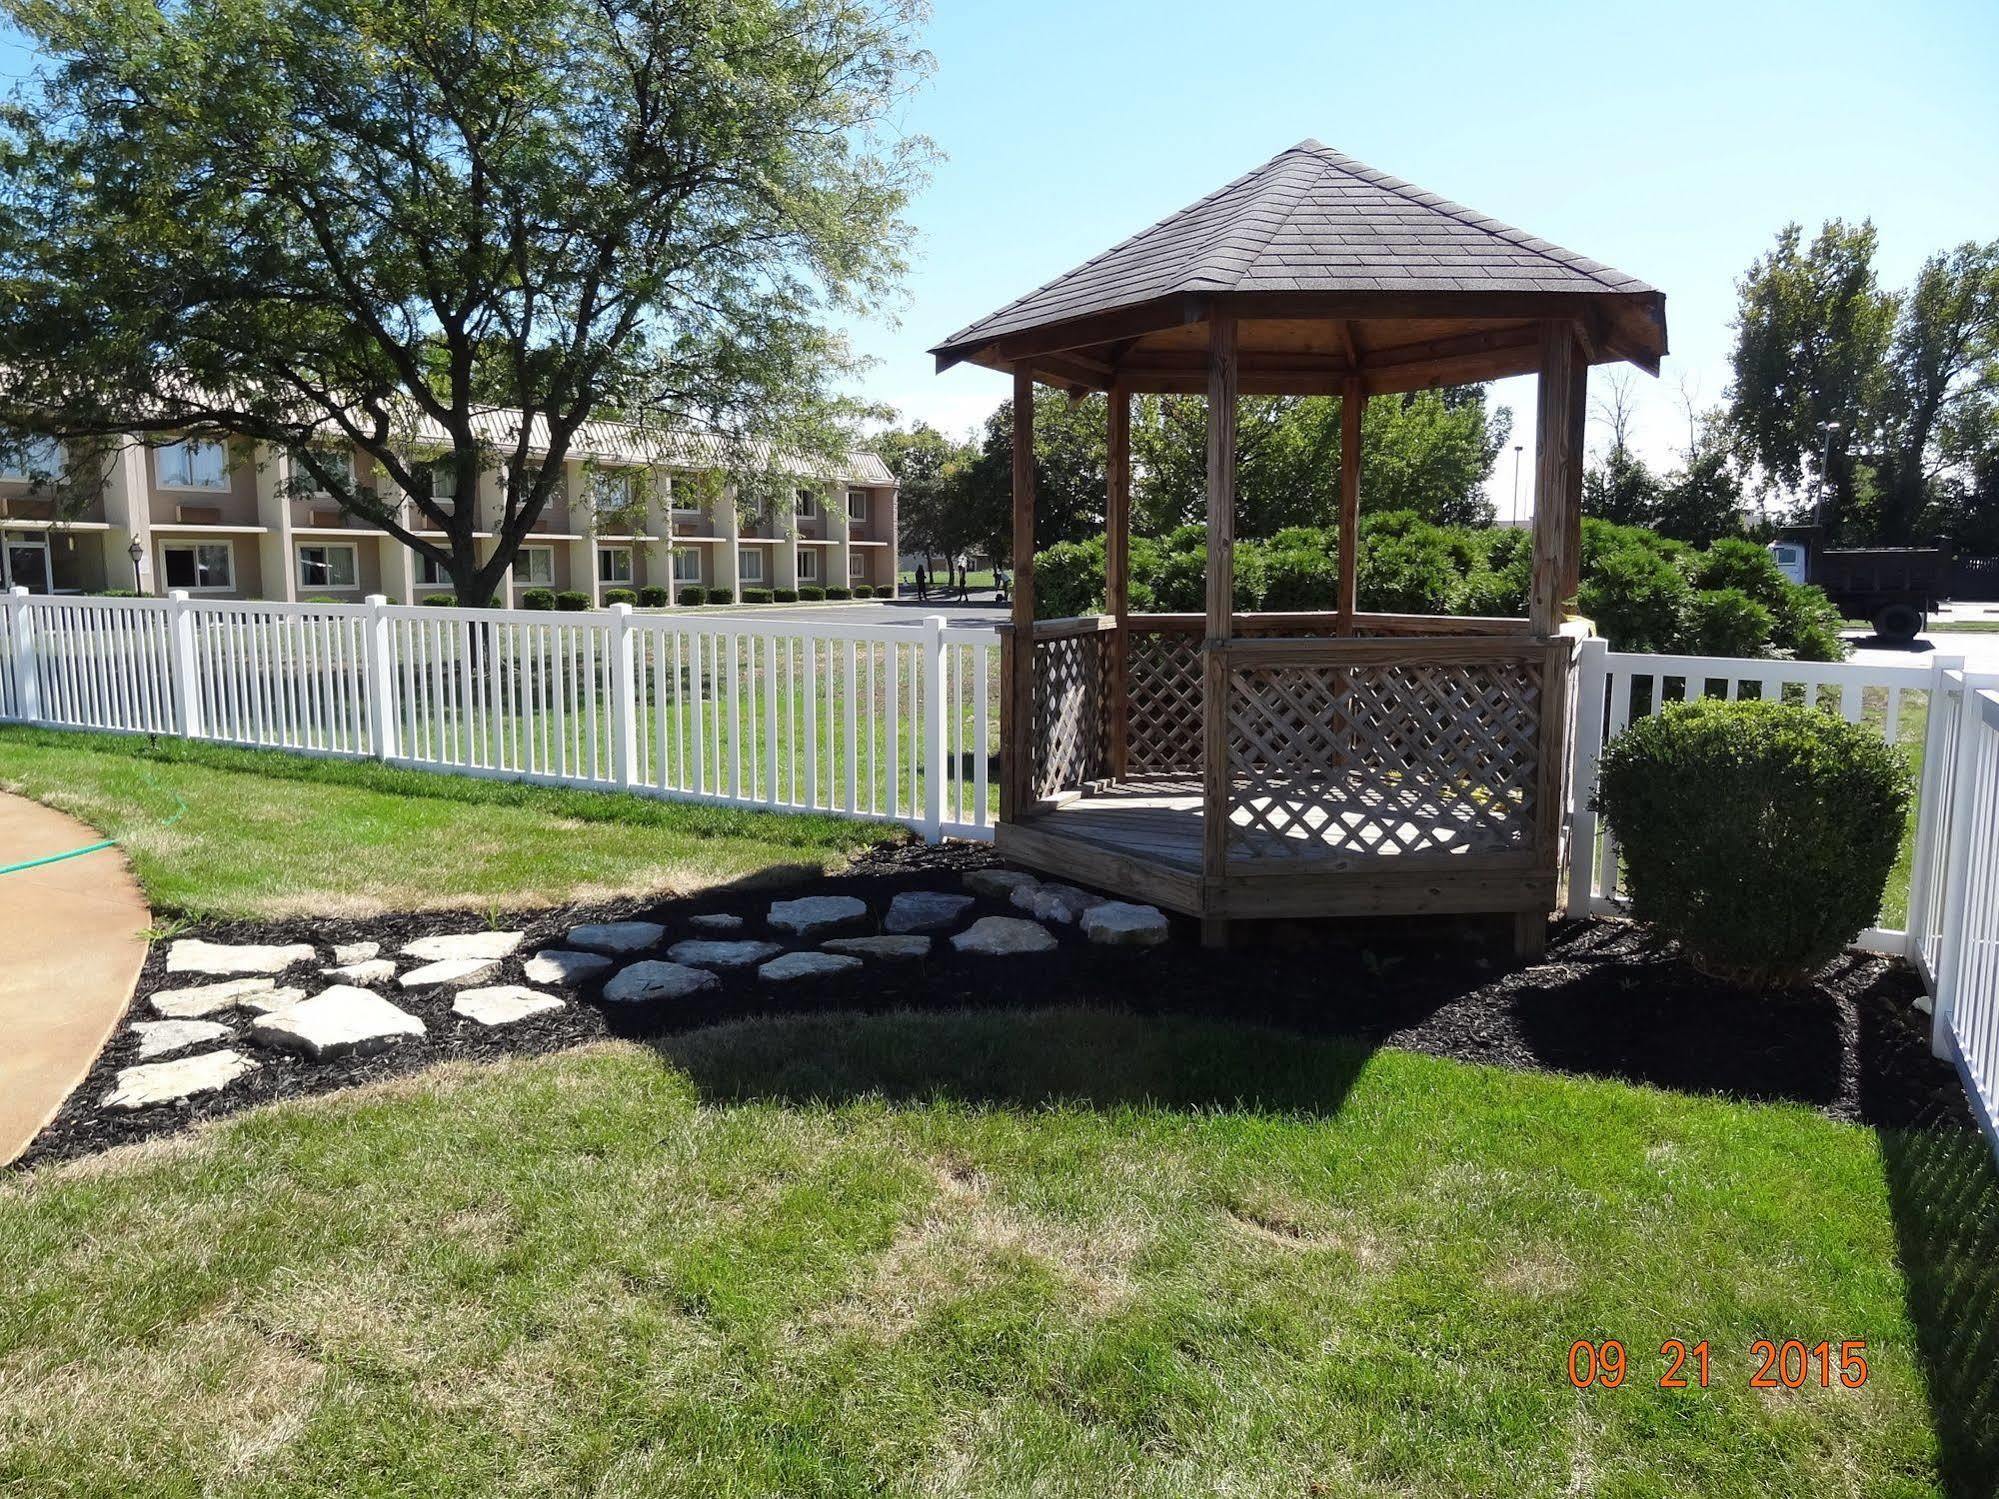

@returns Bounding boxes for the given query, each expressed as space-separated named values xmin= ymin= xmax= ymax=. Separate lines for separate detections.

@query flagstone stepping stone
xmin=951 ymin=916 xmax=1058 ymax=955
xmin=322 ymin=958 xmax=397 ymax=985
xmin=602 ymin=960 xmax=720 ymax=1004
xmin=331 ymin=940 xmax=380 ymax=965
xmin=688 ymin=912 xmax=745 ymax=932
xmin=131 ymin=1018 xmax=233 ymax=1060
xmin=759 ymin=951 xmax=862 ymax=982
xmin=1080 ymin=901 xmax=1170 ymax=947
xmin=150 ymin=975 xmax=279 ymax=1019
xmin=822 ymin=935 xmax=932 ymax=961
xmin=884 ymin=891 xmax=975 ymax=934
xmin=401 ymin=930 xmax=523 ymax=963
xmin=166 ymin=939 xmax=316 ymax=976
xmin=522 ymin=948 xmax=616 ymax=986
xmin=667 ymin=939 xmax=784 ymax=971
xmin=250 ymin=986 xmax=426 ymax=1060
xmin=398 ymin=957 xmax=499 ymax=989
xmin=452 ymin=986 xmax=564 ymax=1027
xmin=239 ymin=987 xmax=307 ymax=1016
xmin=965 ymin=868 xmax=1038 ymax=899
xmin=1011 ymin=882 xmax=1106 ymax=925
xmin=103 ymin=1049 xmax=258 ymax=1110
xmin=564 ymin=920 xmax=665 ymax=954
xmin=766 ymin=895 xmax=869 ymax=938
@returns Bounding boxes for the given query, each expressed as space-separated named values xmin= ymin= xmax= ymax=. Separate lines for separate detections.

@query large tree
xmin=1872 ymin=241 xmax=1999 ymax=544
xmin=0 ymin=0 xmax=930 ymax=603
xmin=1726 ymin=220 xmax=1897 ymax=539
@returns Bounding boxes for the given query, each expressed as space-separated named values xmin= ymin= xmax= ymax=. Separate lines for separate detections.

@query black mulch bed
xmin=16 ymin=839 xmax=1974 ymax=1169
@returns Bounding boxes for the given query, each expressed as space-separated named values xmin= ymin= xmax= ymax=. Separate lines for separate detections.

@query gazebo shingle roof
xmin=933 ymin=140 xmax=1661 ymax=375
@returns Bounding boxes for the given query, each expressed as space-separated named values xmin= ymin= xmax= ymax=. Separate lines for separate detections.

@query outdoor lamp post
xmin=1510 ymin=444 xmax=1524 ymax=525
xmin=1812 ymin=420 xmax=1842 ymax=530
xmin=127 ymin=538 xmax=144 ymax=595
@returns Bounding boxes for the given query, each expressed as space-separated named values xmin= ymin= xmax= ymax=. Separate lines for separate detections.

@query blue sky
xmin=8 ymin=1 xmax=1997 ymax=514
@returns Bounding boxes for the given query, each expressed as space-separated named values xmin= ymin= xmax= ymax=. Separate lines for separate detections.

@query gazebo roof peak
xmin=932 ymin=140 xmax=1666 ymax=388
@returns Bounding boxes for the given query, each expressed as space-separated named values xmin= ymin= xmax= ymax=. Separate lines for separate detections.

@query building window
xmin=796 ymin=488 xmax=818 ymax=519
xmin=849 ymin=551 xmax=866 ymax=581
xmin=518 ymin=546 xmax=555 ymax=585
xmin=797 ymin=549 xmax=818 ymax=581
xmin=294 ymin=446 xmax=353 ymax=495
xmin=427 ymin=458 xmax=459 ymax=503
xmin=161 ymin=541 xmax=233 ymax=591
xmin=846 ymin=489 xmax=868 ymax=522
xmin=671 ymin=474 xmax=703 ymax=514
xmin=417 ymin=553 xmax=447 ymax=586
xmin=0 ymin=434 xmax=64 ymax=482
xmin=597 ymin=546 xmax=633 ymax=584
xmin=155 ymin=439 xmax=230 ymax=490
xmin=738 ymin=547 xmax=764 ymax=583
xmin=671 ymin=549 xmax=701 ymax=583
xmin=591 ymin=468 xmax=637 ymax=510
xmin=296 ymin=544 xmax=358 ymax=591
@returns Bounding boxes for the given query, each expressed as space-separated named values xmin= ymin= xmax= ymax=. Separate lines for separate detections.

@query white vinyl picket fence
xmin=1567 ymin=638 xmax=1999 ymax=1157
xmin=0 ymin=588 xmax=1002 ymax=841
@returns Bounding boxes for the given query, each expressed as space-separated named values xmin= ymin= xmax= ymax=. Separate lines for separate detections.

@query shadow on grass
xmin=644 ymin=1006 xmax=1374 ymax=1120
xmin=1870 ymin=1010 xmax=1999 ymax=1496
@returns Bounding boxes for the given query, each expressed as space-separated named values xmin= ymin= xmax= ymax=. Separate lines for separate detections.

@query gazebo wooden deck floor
xmin=932 ymin=140 xmax=1666 ymax=948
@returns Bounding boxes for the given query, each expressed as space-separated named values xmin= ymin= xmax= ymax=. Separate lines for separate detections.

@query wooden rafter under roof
xmin=930 ymin=140 xmax=1668 ymax=396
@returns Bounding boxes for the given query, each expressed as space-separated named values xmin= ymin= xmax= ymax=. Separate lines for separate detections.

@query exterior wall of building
xmin=0 ymin=429 xmax=896 ymax=605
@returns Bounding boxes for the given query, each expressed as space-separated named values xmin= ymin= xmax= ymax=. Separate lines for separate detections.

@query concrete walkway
xmin=0 ymin=794 xmax=151 ymax=1164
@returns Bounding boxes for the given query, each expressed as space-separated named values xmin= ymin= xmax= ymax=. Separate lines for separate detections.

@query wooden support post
xmin=1201 ymin=314 xmax=1238 ymax=945
xmin=1529 ymin=322 xmax=1584 ymax=636
xmin=1106 ymin=380 xmax=1131 ymax=780
xmin=1559 ymin=353 xmax=1588 ymax=610
xmin=1335 ymin=376 xmax=1364 ymax=635
xmin=1004 ymin=364 xmax=1037 ymax=822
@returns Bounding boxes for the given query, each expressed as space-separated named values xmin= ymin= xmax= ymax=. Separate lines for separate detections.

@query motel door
xmin=1 ymin=538 xmax=52 ymax=593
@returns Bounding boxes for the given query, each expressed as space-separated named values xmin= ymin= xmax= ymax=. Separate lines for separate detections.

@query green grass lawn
xmin=3 ymin=1007 xmax=1986 ymax=1497
xmin=0 ymin=726 xmax=891 ymax=919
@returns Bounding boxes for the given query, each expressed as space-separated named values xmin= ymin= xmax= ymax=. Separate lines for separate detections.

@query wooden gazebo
xmin=933 ymin=141 xmax=1667 ymax=950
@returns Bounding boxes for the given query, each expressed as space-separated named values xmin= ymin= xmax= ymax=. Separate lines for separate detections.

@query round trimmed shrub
xmin=677 ymin=586 xmax=707 ymax=606
xmin=1593 ymin=698 xmax=1913 ymax=988
xmin=825 ymin=586 xmax=853 ymax=600
xmin=520 ymin=587 xmax=556 ymax=611
xmin=708 ymin=587 xmax=734 ymax=605
xmin=1681 ymin=587 xmax=1773 ymax=658
xmin=798 ymin=585 xmax=826 ymax=601
xmin=638 ymin=585 xmax=670 ymax=608
xmin=603 ymin=587 xmax=638 ymax=607
xmin=421 ymin=594 xmax=456 ymax=607
xmin=772 ymin=587 xmax=798 ymax=604
xmin=741 ymin=587 xmax=773 ymax=604
xmin=554 ymin=589 xmax=591 ymax=611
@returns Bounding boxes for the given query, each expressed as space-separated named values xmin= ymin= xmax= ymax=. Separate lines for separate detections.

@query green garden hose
xmin=0 ymin=744 xmax=187 ymax=877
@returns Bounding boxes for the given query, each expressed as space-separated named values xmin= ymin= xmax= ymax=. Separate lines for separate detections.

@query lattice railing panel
xmin=1031 ymin=630 xmax=1111 ymax=799
xmin=1126 ymin=628 xmax=1203 ymax=774
xmin=1224 ymin=655 xmax=1544 ymax=861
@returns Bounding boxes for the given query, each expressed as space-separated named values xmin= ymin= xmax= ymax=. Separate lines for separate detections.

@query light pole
xmin=126 ymin=539 xmax=144 ymax=595
xmin=1510 ymin=444 xmax=1524 ymax=526
xmin=1812 ymin=420 xmax=1842 ymax=531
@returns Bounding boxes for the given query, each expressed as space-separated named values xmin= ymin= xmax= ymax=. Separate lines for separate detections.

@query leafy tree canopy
xmin=0 ymin=0 xmax=933 ymax=601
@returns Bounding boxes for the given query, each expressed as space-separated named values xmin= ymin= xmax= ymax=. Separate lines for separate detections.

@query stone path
xmin=0 ymin=794 xmax=152 ymax=1164
xmin=64 ymin=862 xmax=1175 ymax=1121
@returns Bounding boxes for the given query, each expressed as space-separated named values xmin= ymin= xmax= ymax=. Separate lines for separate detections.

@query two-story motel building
xmin=0 ymin=414 xmax=898 ymax=605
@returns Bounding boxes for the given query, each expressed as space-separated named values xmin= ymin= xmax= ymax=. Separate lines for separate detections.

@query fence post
xmin=4 ymin=586 xmax=37 ymax=723
xmin=1931 ymin=667 xmax=1992 ymax=1060
xmin=164 ymin=590 xmax=201 ymax=738
xmin=609 ymin=602 xmax=637 ymax=788
xmin=1904 ymin=654 xmax=1963 ymax=962
xmin=364 ymin=594 xmax=398 ymax=761
xmin=1564 ymin=636 xmax=1609 ymax=918
xmin=922 ymin=613 xmax=947 ymax=840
